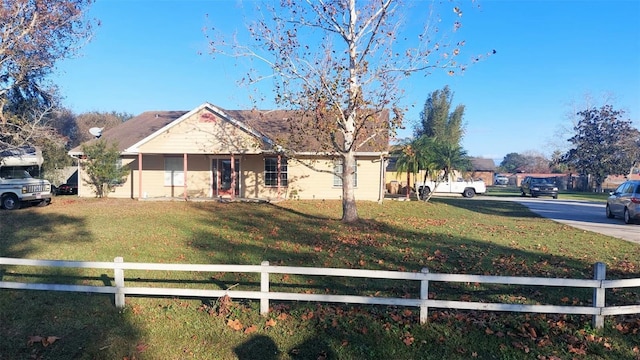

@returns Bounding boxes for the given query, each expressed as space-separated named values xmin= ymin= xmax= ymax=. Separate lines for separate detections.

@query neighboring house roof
xmin=470 ymin=157 xmax=496 ymax=172
xmin=70 ymin=102 xmax=389 ymax=156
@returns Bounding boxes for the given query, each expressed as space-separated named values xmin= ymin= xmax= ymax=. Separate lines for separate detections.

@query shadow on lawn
xmin=0 ymin=207 xmax=142 ymax=359
xmin=3 ymin=199 xmax=636 ymax=358
xmin=179 ymin=200 xmax=640 ymax=359
xmin=180 ymin=200 xmax=639 ymax=305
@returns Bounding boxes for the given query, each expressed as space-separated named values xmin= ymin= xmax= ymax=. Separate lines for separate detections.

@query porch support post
xmin=378 ymin=154 xmax=385 ymax=203
xmin=137 ymin=153 xmax=142 ymax=200
xmin=183 ymin=153 xmax=188 ymax=201
xmin=231 ymin=154 xmax=236 ymax=200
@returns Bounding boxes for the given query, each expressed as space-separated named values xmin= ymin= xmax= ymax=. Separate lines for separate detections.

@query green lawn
xmin=0 ymin=197 xmax=638 ymax=359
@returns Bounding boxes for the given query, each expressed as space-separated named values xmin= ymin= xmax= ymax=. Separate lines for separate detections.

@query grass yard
xmin=0 ymin=197 xmax=638 ymax=359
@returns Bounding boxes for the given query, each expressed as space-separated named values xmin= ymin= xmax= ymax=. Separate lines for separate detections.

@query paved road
xmin=511 ymin=198 xmax=640 ymax=245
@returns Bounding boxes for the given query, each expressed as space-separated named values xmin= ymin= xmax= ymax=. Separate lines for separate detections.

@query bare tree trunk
xmin=341 ymin=0 xmax=359 ymax=223
xmin=342 ymin=151 xmax=358 ymax=222
xmin=406 ymin=170 xmax=410 ymax=200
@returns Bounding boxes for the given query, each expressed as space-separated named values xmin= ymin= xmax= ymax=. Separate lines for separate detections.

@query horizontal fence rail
xmin=1 ymin=257 xmax=639 ymax=328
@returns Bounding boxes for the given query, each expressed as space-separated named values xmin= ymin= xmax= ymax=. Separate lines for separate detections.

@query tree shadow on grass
xmin=234 ymin=334 xmax=280 ymax=359
xmin=0 ymin=207 xmax=143 ymax=359
xmin=175 ymin=200 xmax=640 ymax=356
xmin=0 ymin=291 xmax=141 ymax=359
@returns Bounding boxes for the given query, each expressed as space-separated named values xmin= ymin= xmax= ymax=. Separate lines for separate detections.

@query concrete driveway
xmin=512 ymin=198 xmax=640 ymax=245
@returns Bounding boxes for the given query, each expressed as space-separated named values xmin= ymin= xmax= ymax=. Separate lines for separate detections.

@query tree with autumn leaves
xmin=0 ymin=0 xmax=95 ymax=153
xmin=207 ymin=1 xmax=490 ymax=222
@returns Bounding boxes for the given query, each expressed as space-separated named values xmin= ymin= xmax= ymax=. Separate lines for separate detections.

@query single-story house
xmin=469 ymin=157 xmax=497 ymax=186
xmin=69 ymin=102 xmax=389 ymax=201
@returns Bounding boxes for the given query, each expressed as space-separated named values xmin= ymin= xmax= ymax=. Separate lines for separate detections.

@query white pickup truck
xmin=415 ymin=178 xmax=487 ymax=199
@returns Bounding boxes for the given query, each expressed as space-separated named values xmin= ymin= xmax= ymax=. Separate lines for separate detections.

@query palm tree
xmin=393 ymin=137 xmax=471 ymax=201
xmin=393 ymin=139 xmax=421 ymax=200
xmin=419 ymin=140 xmax=471 ymax=202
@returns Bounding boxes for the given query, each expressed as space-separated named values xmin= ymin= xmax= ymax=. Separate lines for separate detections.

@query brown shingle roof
xmin=70 ymin=111 xmax=187 ymax=153
xmin=225 ymin=109 xmax=389 ymax=153
xmin=70 ymin=103 xmax=389 ymax=155
xmin=470 ymin=157 xmax=497 ymax=172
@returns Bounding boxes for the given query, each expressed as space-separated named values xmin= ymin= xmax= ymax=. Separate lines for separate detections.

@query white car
xmin=494 ymin=175 xmax=509 ymax=185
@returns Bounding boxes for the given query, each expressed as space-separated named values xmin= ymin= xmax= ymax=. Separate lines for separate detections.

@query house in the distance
xmin=469 ymin=157 xmax=497 ymax=186
xmin=69 ymin=103 xmax=389 ymax=201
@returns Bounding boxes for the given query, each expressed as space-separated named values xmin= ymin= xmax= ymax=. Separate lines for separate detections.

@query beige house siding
xmin=137 ymin=109 xmax=262 ymax=155
xmin=79 ymin=153 xmax=385 ymax=201
xmin=74 ymin=105 xmax=387 ymax=202
xmin=284 ymin=155 xmax=383 ymax=200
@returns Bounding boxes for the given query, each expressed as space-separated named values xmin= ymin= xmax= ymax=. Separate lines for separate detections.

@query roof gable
xmin=125 ymin=103 xmax=273 ymax=154
xmin=70 ymin=103 xmax=389 ymax=156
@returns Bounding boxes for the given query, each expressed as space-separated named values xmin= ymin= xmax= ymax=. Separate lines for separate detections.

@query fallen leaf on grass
xmin=131 ymin=304 xmax=143 ymax=315
xmin=135 ymin=343 xmax=149 ymax=353
xmin=402 ymin=333 xmax=414 ymax=346
xmin=27 ymin=336 xmax=43 ymax=346
xmin=568 ymin=344 xmax=586 ymax=355
xmin=27 ymin=336 xmax=61 ymax=347
xmin=227 ymin=319 xmax=243 ymax=331
xmin=244 ymin=325 xmax=258 ymax=334
xmin=265 ymin=318 xmax=277 ymax=328
xmin=301 ymin=311 xmax=314 ymax=321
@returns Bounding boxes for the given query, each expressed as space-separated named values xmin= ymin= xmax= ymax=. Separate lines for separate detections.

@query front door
xmin=213 ymin=159 xmax=240 ymax=197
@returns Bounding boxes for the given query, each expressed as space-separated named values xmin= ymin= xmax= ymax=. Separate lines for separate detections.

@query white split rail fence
xmin=1 ymin=257 xmax=639 ymax=329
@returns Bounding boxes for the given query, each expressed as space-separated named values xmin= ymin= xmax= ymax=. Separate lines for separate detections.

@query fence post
xmin=420 ymin=267 xmax=429 ymax=324
xmin=260 ymin=261 xmax=270 ymax=316
xmin=592 ymin=262 xmax=606 ymax=329
xmin=114 ymin=257 xmax=125 ymax=309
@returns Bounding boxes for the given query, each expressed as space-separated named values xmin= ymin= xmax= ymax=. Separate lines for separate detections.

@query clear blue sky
xmin=53 ymin=0 xmax=640 ymax=163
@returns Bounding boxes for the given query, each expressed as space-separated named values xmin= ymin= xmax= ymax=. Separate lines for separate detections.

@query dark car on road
xmin=606 ymin=180 xmax=640 ymax=224
xmin=520 ymin=176 xmax=558 ymax=199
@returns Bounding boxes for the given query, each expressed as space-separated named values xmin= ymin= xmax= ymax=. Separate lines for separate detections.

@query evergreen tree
xmin=562 ymin=105 xmax=639 ymax=190
xmin=416 ymin=85 xmax=466 ymax=146
xmin=81 ymin=140 xmax=129 ymax=197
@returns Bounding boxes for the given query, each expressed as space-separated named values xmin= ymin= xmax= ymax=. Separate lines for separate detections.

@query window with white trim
xmin=264 ymin=157 xmax=288 ymax=187
xmin=164 ymin=157 xmax=184 ymax=186
xmin=333 ymin=159 xmax=357 ymax=187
